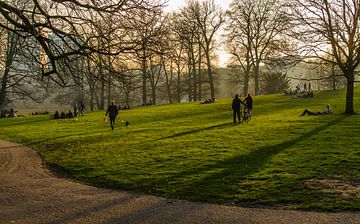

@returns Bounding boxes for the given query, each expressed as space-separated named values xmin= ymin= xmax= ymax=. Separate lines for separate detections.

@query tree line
xmin=0 ymin=0 xmax=359 ymax=113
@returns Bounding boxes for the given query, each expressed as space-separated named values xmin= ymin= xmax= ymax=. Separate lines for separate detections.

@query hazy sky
xmin=165 ymin=0 xmax=232 ymax=67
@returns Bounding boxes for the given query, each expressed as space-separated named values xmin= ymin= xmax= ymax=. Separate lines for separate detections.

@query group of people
xmin=53 ymin=102 xmax=85 ymax=119
xmin=0 ymin=109 xmax=17 ymax=118
xmin=31 ymin=111 xmax=49 ymax=116
xmin=73 ymin=102 xmax=85 ymax=117
xmin=53 ymin=110 xmax=75 ymax=119
xmin=232 ymin=93 xmax=253 ymax=124
xmin=284 ymin=82 xmax=313 ymax=98
xmin=200 ymin=98 xmax=216 ymax=104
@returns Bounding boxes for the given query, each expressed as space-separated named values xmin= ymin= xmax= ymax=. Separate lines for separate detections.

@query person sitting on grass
xmin=301 ymin=105 xmax=332 ymax=116
xmin=54 ymin=111 xmax=59 ymax=119
xmin=60 ymin=111 xmax=66 ymax=119
xmin=66 ymin=110 xmax=74 ymax=118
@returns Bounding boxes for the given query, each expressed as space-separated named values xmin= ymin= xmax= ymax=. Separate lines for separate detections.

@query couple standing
xmin=232 ymin=94 xmax=253 ymax=123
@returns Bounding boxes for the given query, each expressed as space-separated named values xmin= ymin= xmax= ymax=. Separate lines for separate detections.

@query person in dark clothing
xmin=79 ymin=101 xmax=85 ymax=116
xmin=232 ymin=94 xmax=244 ymax=123
xmin=54 ymin=111 xmax=59 ymax=119
xmin=60 ymin=111 xmax=66 ymax=119
xmin=105 ymin=101 xmax=119 ymax=130
xmin=244 ymin=93 xmax=253 ymax=112
xmin=73 ymin=103 xmax=77 ymax=117
xmin=66 ymin=110 xmax=74 ymax=118
xmin=301 ymin=105 xmax=332 ymax=116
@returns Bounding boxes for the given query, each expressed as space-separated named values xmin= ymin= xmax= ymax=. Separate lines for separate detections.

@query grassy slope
xmin=1 ymin=88 xmax=360 ymax=211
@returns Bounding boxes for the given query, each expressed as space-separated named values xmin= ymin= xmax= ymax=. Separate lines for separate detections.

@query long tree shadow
xmin=0 ymin=116 xmax=48 ymax=127
xmin=158 ymin=122 xmax=233 ymax=140
xmin=143 ymin=115 xmax=348 ymax=203
xmin=13 ymin=129 xmax=111 ymax=148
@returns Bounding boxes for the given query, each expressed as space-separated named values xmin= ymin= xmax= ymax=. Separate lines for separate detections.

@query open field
xmin=1 ymin=88 xmax=360 ymax=211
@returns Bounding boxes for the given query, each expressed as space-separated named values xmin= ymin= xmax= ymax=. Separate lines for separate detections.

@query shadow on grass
xmin=25 ymin=130 xmax=110 ymax=146
xmin=141 ymin=115 xmax=348 ymax=204
xmin=158 ymin=122 xmax=233 ymax=140
xmin=0 ymin=116 xmax=48 ymax=127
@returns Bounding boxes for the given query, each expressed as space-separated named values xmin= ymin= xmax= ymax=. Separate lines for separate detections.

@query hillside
xmin=1 ymin=88 xmax=360 ymax=210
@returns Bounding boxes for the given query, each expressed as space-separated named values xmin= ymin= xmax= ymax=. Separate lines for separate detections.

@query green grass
xmin=1 ymin=88 xmax=360 ymax=211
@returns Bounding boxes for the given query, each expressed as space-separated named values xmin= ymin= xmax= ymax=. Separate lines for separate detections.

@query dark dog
xmin=125 ymin=121 xmax=130 ymax=127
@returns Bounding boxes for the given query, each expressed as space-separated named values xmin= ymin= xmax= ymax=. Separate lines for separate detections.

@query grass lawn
xmin=1 ymin=88 xmax=360 ymax=211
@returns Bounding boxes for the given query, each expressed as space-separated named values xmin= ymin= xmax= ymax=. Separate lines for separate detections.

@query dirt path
xmin=0 ymin=139 xmax=359 ymax=224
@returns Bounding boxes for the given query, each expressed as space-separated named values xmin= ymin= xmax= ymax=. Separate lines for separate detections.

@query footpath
xmin=0 ymin=139 xmax=359 ymax=224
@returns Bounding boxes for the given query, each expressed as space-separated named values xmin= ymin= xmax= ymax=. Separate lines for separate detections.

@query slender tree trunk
xmin=107 ymin=72 xmax=111 ymax=105
xmin=151 ymin=87 xmax=156 ymax=105
xmin=332 ymin=64 xmax=336 ymax=91
xmin=89 ymin=85 xmax=94 ymax=111
xmin=142 ymin=56 xmax=147 ymax=105
xmin=188 ymin=53 xmax=193 ymax=102
xmin=88 ymin=75 xmax=95 ymax=111
xmin=177 ymin=67 xmax=181 ymax=103
xmin=254 ymin=62 xmax=260 ymax=96
xmin=191 ymin=50 xmax=197 ymax=101
xmin=100 ymin=70 xmax=105 ymax=110
xmin=345 ymin=72 xmax=355 ymax=114
xmin=244 ymin=72 xmax=250 ymax=97
xmin=205 ymin=48 xmax=215 ymax=99
xmin=198 ymin=43 xmax=202 ymax=100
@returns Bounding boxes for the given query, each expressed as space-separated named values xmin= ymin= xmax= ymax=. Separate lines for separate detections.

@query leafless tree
xmin=0 ymin=0 xmax=163 ymax=83
xmin=226 ymin=0 xmax=291 ymax=96
xmin=184 ymin=0 xmax=224 ymax=99
xmin=290 ymin=0 xmax=360 ymax=114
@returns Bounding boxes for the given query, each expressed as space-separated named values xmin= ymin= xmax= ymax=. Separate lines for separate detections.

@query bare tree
xmin=182 ymin=0 xmax=224 ymax=100
xmin=0 ymin=0 xmax=163 ymax=82
xmin=0 ymin=30 xmax=48 ymax=110
xmin=290 ymin=0 xmax=360 ymax=114
xmin=226 ymin=0 xmax=290 ymax=96
xmin=167 ymin=13 xmax=188 ymax=102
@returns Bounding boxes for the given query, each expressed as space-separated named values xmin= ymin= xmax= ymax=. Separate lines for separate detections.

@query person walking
xmin=232 ymin=94 xmax=243 ymax=123
xmin=105 ymin=101 xmax=119 ymax=130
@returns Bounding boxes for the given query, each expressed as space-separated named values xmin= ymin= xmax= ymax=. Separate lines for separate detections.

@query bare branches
xmin=0 ymin=0 xmax=165 ymax=79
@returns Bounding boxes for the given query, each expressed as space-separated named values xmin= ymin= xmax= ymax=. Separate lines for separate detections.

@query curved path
xmin=0 ymin=139 xmax=359 ymax=224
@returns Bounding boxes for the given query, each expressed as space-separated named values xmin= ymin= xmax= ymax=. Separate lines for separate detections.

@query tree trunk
xmin=107 ymin=72 xmax=111 ymax=105
xmin=332 ymin=64 xmax=336 ymax=91
xmin=177 ymin=66 xmax=181 ymax=103
xmin=188 ymin=53 xmax=193 ymax=102
xmin=345 ymin=72 xmax=355 ymax=114
xmin=205 ymin=49 xmax=215 ymax=99
xmin=100 ymin=72 xmax=105 ymax=110
xmin=142 ymin=57 xmax=147 ymax=105
xmin=198 ymin=45 xmax=202 ymax=100
xmin=0 ymin=66 xmax=10 ymax=110
xmin=191 ymin=50 xmax=197 ymax=101
xmin=254 ymin=62 xmax=260 ymax=96
xmin=151 ymin=87 xmax=156 ymax=105
xmin=243 ymin=73 xmax=250 ymax=97
xmin=0 ymin=87 xmax=7 ymax=111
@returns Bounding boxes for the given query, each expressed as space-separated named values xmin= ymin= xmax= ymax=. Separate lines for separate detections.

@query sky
xmin=165 ymin=0 xmax=232 ymax=67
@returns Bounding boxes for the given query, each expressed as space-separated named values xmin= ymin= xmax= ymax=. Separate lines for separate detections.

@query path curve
xmin=0 ymin=139 xmax=359 ymax=224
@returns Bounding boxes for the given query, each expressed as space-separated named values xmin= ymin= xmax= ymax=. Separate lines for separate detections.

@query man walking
xmin=105 ymin=101 xmax=118 ymax=130
xmin=232 ymin=94 xmax=243 ymax=123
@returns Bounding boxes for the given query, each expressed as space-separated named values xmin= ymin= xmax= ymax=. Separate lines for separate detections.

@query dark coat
xmin=244 ymin=96 xmax=253 ymax=109
xmin=106 ymin=105 xmax=118 ymax=118
xmin=232 ymin=98 xmax=242 ymax=110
